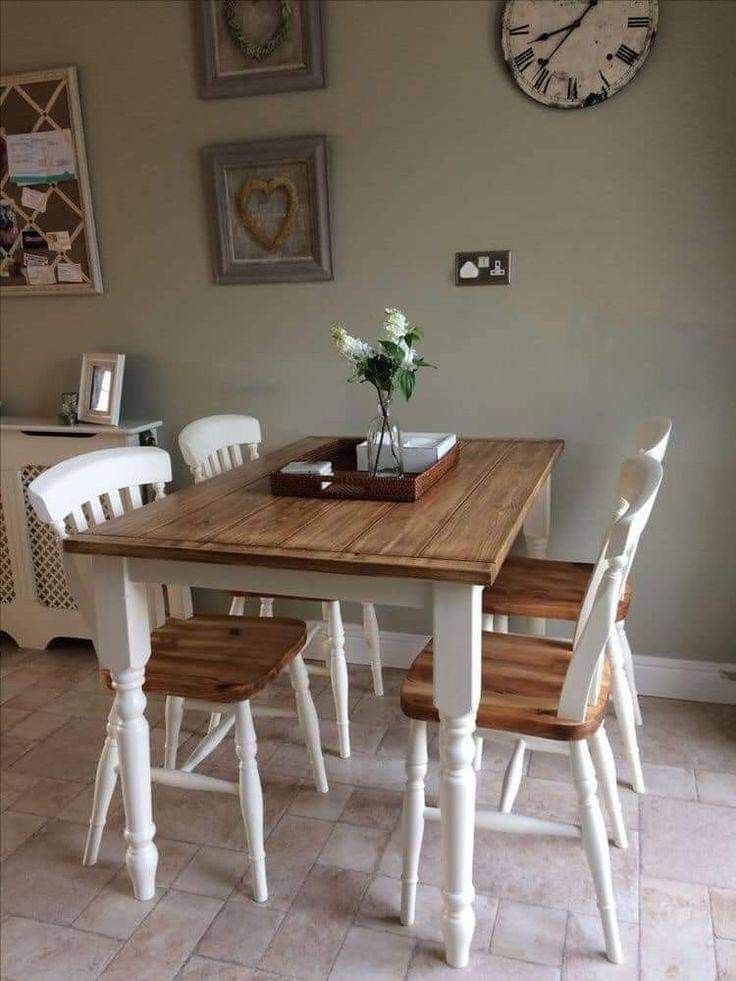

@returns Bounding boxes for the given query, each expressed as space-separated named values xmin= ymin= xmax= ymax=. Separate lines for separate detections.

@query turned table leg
xmin=91 ymin=556 xmax=158 ymax=900
xmin=433 ymin=582 xmax=483 ymax=968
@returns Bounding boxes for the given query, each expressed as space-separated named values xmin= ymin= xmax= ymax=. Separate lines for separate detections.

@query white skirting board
xmin=304 ymin=622 xmax=736 ymax=706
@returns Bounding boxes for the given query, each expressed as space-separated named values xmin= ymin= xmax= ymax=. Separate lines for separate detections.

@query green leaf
xmin=398 ymin=368 xmax=415 ymax=401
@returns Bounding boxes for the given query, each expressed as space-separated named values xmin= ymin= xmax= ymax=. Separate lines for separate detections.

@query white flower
xmin=331 ymin=323 xmax=373 ymax=361
xmin=383 ymin=307 xmax=409 ymax=340
xmin=400 ymin=342 xmax=417 ymax=368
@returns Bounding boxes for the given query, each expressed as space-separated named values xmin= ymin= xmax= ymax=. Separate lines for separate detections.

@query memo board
xmin=0 ymin=66 xmax=103 ymax=295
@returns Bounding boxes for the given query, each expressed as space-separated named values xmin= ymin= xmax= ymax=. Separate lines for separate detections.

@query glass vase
xmin=366 ymin=393 xmax=404 ymax=477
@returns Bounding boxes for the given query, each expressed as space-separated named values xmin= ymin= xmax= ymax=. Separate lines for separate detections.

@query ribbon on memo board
xmin=0 ymin=66 xmax=103 ymax=295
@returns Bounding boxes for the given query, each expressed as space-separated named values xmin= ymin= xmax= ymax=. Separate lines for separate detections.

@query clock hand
xmin=536 ymin=0 xmax=598 ymax=68
xmin=533 ymin=0 xmax=598 ymax=43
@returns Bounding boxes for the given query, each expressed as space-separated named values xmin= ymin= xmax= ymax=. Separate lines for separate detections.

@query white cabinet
xmin=0 ymin=417 xmax=162 ymax=648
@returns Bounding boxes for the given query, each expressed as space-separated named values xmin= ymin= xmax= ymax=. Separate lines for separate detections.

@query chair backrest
xmin=178 ymin=414 xmax=262 ymax=483
xmin=635 ymin=416 xmax=672 ymax=462
xmin=559 ymin=454 xmax=663 ymax=721
xmin=27 ymin=446 xmax=174 ymax=638
xmin=572 ymin=416 xmax=671 ymax=646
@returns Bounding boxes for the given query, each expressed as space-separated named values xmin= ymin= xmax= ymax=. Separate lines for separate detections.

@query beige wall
xmin=1 ymin=0 xmax=734 ymax=661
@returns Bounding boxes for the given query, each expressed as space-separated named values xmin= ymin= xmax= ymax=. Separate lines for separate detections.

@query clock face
xmin=501 ymin=0 xmax=658 ymax=109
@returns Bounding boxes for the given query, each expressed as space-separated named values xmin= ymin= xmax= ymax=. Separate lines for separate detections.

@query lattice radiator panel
xmin=0 ymin=494 xmax=15 ymax=604
xmin=21 ymin=464 xmax=76 ymax=610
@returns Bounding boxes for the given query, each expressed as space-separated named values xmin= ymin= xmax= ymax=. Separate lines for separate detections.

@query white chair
xmin=177 ymin=414 xmax=385 ymax=759
xmin=482 ymin=417 xmax=671 ymax=794
xmin=399 ymin=454 xmax=663 ymax=966
xmin=27 ymin=446 xmax=328 ymax=904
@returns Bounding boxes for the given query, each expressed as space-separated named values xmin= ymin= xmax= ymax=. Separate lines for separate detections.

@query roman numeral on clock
xmin=509 ymin=23 xmax=530 ymax=35
xmin=532 ymin=66 xmax=551 ymax=93
xmin=628 ymin=16 xmax=650 ymax=28
xmin=567 ymin=76 xmax=579 ymax=100
xmin=513 ymin=47 xmax=535 ymax=71
xmin=599 ymin=70 xmax=611 ymax=92
xmin=616 ymin=44 xmax=639 ymax=66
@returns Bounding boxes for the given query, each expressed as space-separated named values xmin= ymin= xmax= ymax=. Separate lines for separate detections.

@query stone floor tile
xmin=375 ymin=721 xmax=412 ymax=760
xmin=515 ymin=775 xmax=640 ymax=832
xmin=73 ymin=869 xmax=164 ymax=939
xmin=180 ymin=955 xmax=268 ymax=979
xmin=154 ymin=836 xmax=202 ymax=887
xmin=712 ymin=888 xmax=736 ymax=940
xmin=716 ymin=938 xmax=736 ymax=979
xmin=640 ymin=877 xmax=717 ymax=980
xmin=340 ymin=786 xmax=403 ymax=830
xmin=0 ymin=818 xmax=124 ymax=924
xmin=356 ymin=874 xmax=497 ymax=949
xmin=288 ymin=781 xmax=355 ymax=821
xmin=259 ymin=865 xmax=369 ymax=980
xmin=317 ymin=821 xmax=391 ymax=872
xmin=0 ymin=769 xmax=38 ymax=811
xmin=8 ymin=717 xmax=108 ymax=782
xmin=101 ymin=889 xmax=223 ymax=980
xmin=2 ymin=684 xmax=66 ymax=712
xmin=329 ymin=924 xmax=414 ymax=980
xmin=408 ymin=942 xmax=560 ymax=979
xmin=196 ymin=893 xmax=284 ymax=966
xmin=350 ymin=694 xmax=406 ymax=727
xmin=5 ymin=710 xmax=70 ymax=742
xmin=237 ymin=813 xmax=333 ymax=910
xmin=1 ymin=732 xmax=38 ymax=766
xmin=9 ymin=775 xmax=88 ymax=817
xmin=174 ymin=845 xmax=250 ymax=899
xmin=1 ymin=706 xmax=30 ymax=731
xmin=697 ymin=770 xmax=736 ymax=807
xmin=55 ymin=779 xmax=120 ymax=825
xmin=0 ymin=915 xmax=121 ymax=980
xmin=641 ymin=796 xmax=736 ymax=888
xmin=619 ymin=760 xmax=697 ymax=800
xmin=563 ymin=913 xmax=639 ymax=979
xmin=491 ymin=900 xmax=567 ymax=967
xmin=0 ymin=809 xmax=47 ymax=858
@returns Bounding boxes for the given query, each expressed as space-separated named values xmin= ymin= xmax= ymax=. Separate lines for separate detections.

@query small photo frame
xmin=195 ymin=0 xmax=325 ymax=99
xmin=203 ymin=135 xmax=333 ymax=284
xmin=78 ymin=353 xmax=125 ymax=426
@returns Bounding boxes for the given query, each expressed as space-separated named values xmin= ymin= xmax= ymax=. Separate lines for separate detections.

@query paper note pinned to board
xmin=6 ymin=130 xmax=76 ymax=185
xmin=20 ymin=187 xmax=48 ymax=212
xmin=26 ymin=264 xmax=56 ymax=286
xmin=47 ymin=230 xmax=72 ymax=252
xmin=56 ymin=262 xmax=84 ymax=283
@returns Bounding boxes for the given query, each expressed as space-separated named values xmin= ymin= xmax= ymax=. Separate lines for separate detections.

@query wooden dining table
xmin=64 ymin=434 xmax=563 ymax=968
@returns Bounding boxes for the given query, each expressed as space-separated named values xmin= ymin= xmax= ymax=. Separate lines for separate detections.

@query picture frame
xmin=194 ymin=0 xmax=325 ymax=99
xmin=77 ymin=353 xmax=125 ymax=426
xmin=203 ymin=134 xmax=333 ymax=285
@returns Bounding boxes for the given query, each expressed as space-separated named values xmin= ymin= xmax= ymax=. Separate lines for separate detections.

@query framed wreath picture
xmin=195 ymin=0 xmax=325 ymax=99
xmin=203 ymin=134 xmax=333 ymax=284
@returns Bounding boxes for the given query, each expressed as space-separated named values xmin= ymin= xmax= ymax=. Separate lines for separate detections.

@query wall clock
xmin=501 ymin=0 xmax=658 ymax=109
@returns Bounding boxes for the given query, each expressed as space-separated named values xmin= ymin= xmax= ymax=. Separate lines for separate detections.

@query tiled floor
xmin=1 ymin=639 xmax=734 ymax=980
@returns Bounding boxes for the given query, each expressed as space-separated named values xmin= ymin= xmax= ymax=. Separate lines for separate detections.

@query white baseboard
xmin=306 ymin=622 xmax=736 ymax=705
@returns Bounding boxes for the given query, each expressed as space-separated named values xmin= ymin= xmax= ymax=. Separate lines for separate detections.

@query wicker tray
xmin=270 ymin=438 xmax=460 ymax=502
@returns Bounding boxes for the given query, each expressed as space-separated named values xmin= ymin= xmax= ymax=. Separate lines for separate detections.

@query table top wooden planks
xmin=63 ymin=437 xmax=563 ymax=585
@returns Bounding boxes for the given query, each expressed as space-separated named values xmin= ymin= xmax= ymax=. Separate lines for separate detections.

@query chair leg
xmin=83 ymin=706 xmax=119 ymax=866
xmin=472 ymin=735 xmax=484 ymax=772
xmin=324 ymin=600 xmax=350 ymax=758
xmin=362 ymin=602 xmax=384 ymax=697
xmin=235 ymin=701 xmax=268 ymax=903
xmin=588 ymin=726 xmax=628 ymax=849
xmin=164 ymin=696 xmax=184 ymax=768
xmin=499 ymin=738 xmax=526 ymax=814
xmin=259 ymin=597 xmax=274 ymax=617
xmin=401 ymin=720 xmax=428 ymax=926
xmin=607 ymin=636 xmax=645 ymax=794
xmin=207 ymin=713 xmax=222 ymax=734
xmin=495 ymin=614 xmax=509 ymax=633
xmin=570 ymin=740 xmax=623 ymax=964
xmin=228 ymin=595 xmax=246 ymax=616
xmin=288 ymin=653 xmax=328 ymax=794
xmin=617 ymin=622 xmax=643 ymax=726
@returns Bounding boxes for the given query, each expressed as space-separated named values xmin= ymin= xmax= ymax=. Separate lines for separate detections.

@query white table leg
xmin=524 ymin=474 xmax=551 ymax=636
xmin=90 ymin=556 xmax=157 ymax=900
xmin=433 ymin=582 xmax=483 ymax=968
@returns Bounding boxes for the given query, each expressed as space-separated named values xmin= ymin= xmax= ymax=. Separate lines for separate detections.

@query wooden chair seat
xmin=400 ymin=631 xmax=610 ymax=741
xmin=101 ymin=614 xmax=307 ymax=703
xmin=482 ymin=556 xmax=632 ymax=622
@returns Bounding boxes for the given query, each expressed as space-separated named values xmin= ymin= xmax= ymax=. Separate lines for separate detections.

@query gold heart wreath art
xmin=238 ymin=176 xmax=299 ymax=253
